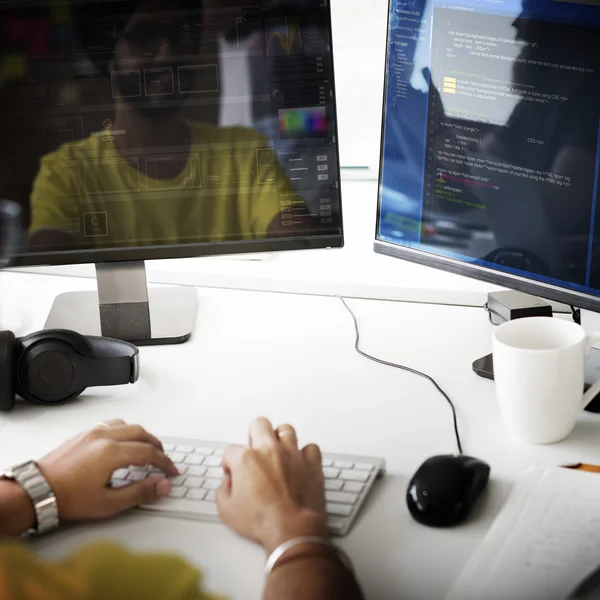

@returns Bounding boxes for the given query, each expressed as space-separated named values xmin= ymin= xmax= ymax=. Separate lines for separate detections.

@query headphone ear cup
xmin=16 ymin=335 xmax=86 ymax=405
xmin=0 ymin=331 xmax=15 ymax=412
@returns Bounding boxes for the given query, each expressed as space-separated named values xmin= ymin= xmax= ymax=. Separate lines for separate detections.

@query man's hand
xmin=216 ymin=417 xmax=328 ymax=554
xmin=37 ymin=419 xmax=177 ymax=521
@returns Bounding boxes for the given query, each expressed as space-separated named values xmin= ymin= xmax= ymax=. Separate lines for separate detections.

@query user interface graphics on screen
xmin=2 ymin=0 xmax=341 ymax=260
xmin=377 ymin=0 xmax=600 ymax=300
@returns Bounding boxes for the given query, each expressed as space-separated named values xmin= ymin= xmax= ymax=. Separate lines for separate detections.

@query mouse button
xmin=469 ymin=463 xmax=491 ymax=496
xmin=421 ymin=464 xmax=468 ymax=494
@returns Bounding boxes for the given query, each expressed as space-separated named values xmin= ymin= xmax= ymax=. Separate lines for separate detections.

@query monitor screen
xmin=377 ymin=0 xmax=600 ymax=307
xmin=1 ymin=0 xmax=341 ymax=264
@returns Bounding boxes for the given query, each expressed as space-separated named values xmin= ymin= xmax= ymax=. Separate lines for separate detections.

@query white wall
xmin=330 ymin=0 xmax=389 ymax=169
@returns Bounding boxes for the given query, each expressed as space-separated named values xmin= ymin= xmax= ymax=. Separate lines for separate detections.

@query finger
xmin=216 ymin=472 xmax=232 ymax=503
xmin=100 ymin=424 xmax=163 ymax=451
xmin=106 ymin=475 xmax=172 ymax=515
xmin=95 ymin=419 xmax=126 ymax=430
xmin=114 ymin=442 xmax=178 ymax=476
xmin=216 ymin=472 xmax=233 ymax=523
xmin=221 ymin=472 xmax=232 ymax=493
xmin=302 ymin=443 xmax=322 ymax=465
xmin=222 ymin=445 xmax=245 ymax=473
xmin=275 ymin=423 xmax=298 ymax=450
xmin=249 ymin=417 xmax=278 ymax=450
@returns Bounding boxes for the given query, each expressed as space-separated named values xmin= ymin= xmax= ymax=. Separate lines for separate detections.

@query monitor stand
xmin=44 ymin=261 xmax=197 ymax=346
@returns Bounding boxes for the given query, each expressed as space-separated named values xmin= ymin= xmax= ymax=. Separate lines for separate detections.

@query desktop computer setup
xmin=0 ymin=0 xmax=599 ymax=539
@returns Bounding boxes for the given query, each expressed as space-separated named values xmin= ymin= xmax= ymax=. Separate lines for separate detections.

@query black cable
xmin=571 ymin=305 xmax=581 ymax=325
xmin=339 ymin=298 xmax=463 ymax=456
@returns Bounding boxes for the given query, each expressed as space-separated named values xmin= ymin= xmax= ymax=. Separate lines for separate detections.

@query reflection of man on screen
xmin=426 ymin=7 xmax=599 ymax=283
xmin=28 ymin=0 xmax=293 ymax=252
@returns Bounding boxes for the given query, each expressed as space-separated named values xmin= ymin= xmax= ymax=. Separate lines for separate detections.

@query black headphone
xmin=0 ymin=329 xmax=140 ymax=411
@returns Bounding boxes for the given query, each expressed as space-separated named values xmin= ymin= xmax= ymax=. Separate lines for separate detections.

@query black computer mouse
xmin=406 ymin=455 xmax=490 ymax=527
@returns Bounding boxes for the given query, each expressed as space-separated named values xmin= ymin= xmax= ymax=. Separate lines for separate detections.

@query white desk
xmin=0 ymin=271 xmax=599 ymax=600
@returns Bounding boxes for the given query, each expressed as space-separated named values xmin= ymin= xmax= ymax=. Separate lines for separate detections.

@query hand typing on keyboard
xmin=216 ymin=417 xmax=329 ymax=555
xmin=34 ymin=418 xmax=178 ymax=524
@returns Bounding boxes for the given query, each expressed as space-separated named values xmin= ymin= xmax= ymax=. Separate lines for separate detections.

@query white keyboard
xmin=111 ymin=436 xmax=386 ymax=536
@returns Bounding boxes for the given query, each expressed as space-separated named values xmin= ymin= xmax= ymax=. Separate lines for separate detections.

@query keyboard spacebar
xmin=141 ymin=498 xmax=220 ymax=517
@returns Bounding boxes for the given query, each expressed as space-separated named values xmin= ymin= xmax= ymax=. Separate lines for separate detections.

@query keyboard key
xmin=327 ymin=503 xmax=353 ymax=517
xmin=143 ymin=497 xmax=219 ymax=517
xmin=205 ymin=467 xmax=224 ymax=479
xmin=203 ymin=479 xmax=221 ymax=490
xmin=203 ymin=456 xmax=222 ymax=467
xmin=185 ymin=476 xmax=205 ymax=489
xmin=344 ymin=482 xmax=365 ymax=494
xmin=185 ymin=455 xmax=205 ymax=465
xmin=174 ymin=463 xmax=187 ymax=474
xmin=325 ymin=480 xmax=344 ymax=491
xmin=170 ymin=476 xmax=187 ymax=486
xmin=213 ymin=449 xmax=225 ymax=457
xmin=129 ymin=465 xmax=149 ymax=472
xmin=205 ymin=491 xmax=216 ymax=502
xmin=340 ymin=470 xmax=369 ymax=482
xmin=169 ymin=487 xmax=188 ymax=498
xmin=194 ymin=448 xmax=214 ymax=455
xmin=167 ymin=452 xmax=185 ymax=463
xmin=113 ymin=468 xmax=129 ymax=480
xmin=327 ymin=518 xmax=346 ymax=535
xmin=187 ymin=466 xmax=207 ymax=477
xmin=323 ymin=468 xmax=341 ymax=479
xmin=176 ymin=446 xmax=195 ymax=453
xmin=334 ymin=461 xmax=354 ymax=469
xmin=127 ymin=471 xmax=147 ymax=481
xmin=149 ymin=467 xmax=164 ymax=475
xmin=163 ymin=444 xmax=175 ymax=451
xmin=111 ymin=479 xmax=130 ymax=489
xmin=322 ymin=459 xmax=333 ymax=467
xmin=354 ymin=463 xmax=375 ymax=472
xmin=187 ymin=489 xmax=207 ymax=501
xmin=326 ymin=491 xmax=358 ymax=505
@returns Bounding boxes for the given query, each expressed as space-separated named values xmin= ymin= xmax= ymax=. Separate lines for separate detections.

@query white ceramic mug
xmin=492 ymin=317 xmax=600 ymax=444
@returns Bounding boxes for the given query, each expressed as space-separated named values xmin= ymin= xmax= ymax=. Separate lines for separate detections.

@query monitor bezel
xmin=374 ymin=239 xmax=600 ymax=312
xmin=16 ymin=234 xmax=344 ymax=267
xmin=373 ymin=0 xmax=600 ymax=313
xmin=11 ymin=0 xmax=344 ymax=268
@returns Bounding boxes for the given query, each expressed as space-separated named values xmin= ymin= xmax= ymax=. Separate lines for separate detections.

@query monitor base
xmin=44 ymin=261 xmax=197 ymax=346
xmin=472 ymin=349 xmax=600 ymax=413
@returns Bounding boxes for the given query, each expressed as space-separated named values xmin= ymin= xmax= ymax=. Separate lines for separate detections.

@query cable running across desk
xmin=339 ymin=298 xmax=463 ymax=455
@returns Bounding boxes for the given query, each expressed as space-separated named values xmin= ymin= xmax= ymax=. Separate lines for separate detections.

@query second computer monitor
xmin=376 ymin=0 xmax=600 ymax=312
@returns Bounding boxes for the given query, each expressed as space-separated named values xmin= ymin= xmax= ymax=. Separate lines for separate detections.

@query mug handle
xmin=582 ymin=333 xmax=600 ymax=408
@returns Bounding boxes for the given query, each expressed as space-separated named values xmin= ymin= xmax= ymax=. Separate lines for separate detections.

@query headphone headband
xmin=85 ymin=335 xmax=140 ymax=386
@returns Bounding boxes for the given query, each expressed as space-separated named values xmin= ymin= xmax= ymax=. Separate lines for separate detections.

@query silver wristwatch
xmin=0 ymin=461 xmax=59 ymax=534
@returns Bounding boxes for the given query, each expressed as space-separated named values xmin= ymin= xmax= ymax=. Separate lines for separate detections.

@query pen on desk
xmin=562 ymin=463 xmax=600 ymax=473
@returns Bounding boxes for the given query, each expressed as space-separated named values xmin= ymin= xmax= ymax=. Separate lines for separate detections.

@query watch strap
xmin=3 ymin=461 xmax=59 ymax=534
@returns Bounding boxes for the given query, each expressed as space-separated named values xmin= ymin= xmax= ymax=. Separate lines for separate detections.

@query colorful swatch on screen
xmin=278 ymin=107 xmax=327 ymax=139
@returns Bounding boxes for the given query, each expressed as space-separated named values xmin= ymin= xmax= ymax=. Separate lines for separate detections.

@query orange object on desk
xmin=563 ymin=463 xmax=600 ymax=473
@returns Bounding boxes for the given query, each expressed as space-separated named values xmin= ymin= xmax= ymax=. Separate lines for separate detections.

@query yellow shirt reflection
xmin=29 ymin=123 xmax=286 ymax=248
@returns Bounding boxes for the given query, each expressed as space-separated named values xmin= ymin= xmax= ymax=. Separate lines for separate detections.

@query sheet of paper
xmin=444 ymin=467 xmax=600 ymax=600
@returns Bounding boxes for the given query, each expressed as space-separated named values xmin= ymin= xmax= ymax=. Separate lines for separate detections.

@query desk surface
xmin=0 ymin=271 xmax=599 ymax=600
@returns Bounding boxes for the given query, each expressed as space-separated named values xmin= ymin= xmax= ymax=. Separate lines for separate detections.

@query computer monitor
xmin=3 ymin=0 xmax=342 ymax=345
xmin=376 ymin=0 xmax=600 ymax=320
